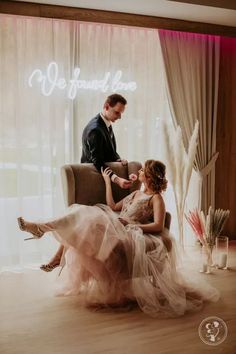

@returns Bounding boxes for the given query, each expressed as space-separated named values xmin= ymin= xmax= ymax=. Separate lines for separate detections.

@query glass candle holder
xmin=200 ymin=245 xmax=213 ymax=274
xmin=215 ymin=236 xmax=229 ymax=269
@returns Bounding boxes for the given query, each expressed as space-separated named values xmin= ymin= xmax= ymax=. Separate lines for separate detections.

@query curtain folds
xmin=158 ymin=29 xmax=220 ymax=213
xmin=0 ymin=15 xmax=172 ymax=269
xmin=0 ymin=16 xmax=73 ymax=269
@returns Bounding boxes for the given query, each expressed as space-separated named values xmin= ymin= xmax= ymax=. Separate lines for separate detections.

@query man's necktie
xmin=108 ymin=125 xmax=114 ymax=139
xmin=108 ymin=125 xmax=115 ymax=149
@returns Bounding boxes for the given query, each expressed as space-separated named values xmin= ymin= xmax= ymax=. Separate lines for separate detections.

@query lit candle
xmin=219 ymin=253 xmax=227 ymax=269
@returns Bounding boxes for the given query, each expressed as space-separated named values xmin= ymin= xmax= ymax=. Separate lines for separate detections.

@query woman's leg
xmin=17 ymin=209 xmax=80 ymax=239
xmin=40 ymin=245 xmax=64 ymax=272
xmin=17 ymin=217 xmax=49 ymax=239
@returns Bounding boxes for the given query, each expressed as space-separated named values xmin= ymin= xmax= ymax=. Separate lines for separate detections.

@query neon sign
xmin=28 ymin=62 xmax=137 ymax=99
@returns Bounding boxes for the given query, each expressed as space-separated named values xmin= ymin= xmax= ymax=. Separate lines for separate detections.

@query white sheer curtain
xmin=0 ymin=15 xmax=176 ymax=270
xmin=71 ymin=23 xmax=172 ymax=163
xmin=0 ymin=16 xmax=73 ymax=269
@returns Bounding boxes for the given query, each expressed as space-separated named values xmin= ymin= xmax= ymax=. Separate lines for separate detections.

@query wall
xmin=216 ymin=36 xmax=236 ymax=240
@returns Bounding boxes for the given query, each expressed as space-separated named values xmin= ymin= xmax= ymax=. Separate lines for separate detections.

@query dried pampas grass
xmin=159 ymin=119 xmax=199 ymax=249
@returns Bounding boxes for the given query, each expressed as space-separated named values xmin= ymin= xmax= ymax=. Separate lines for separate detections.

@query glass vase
xmin=215 ymin=236 xmax=229 ymax=269
xmin=200 ymin=245 xmax=214 ymax=274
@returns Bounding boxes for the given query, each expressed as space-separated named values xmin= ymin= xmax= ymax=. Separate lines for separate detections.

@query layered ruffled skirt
xmin=47 ymin=204 xmax=219 ymax=318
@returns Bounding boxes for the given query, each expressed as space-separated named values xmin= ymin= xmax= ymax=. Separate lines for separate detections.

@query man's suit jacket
xmin=81 ymin=113 xmax=121 ymax=171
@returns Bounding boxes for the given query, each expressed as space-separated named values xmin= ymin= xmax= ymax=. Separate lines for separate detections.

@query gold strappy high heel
xmin=40 ymin=261 xmax=65 ymax=276
xmin=40 ymin=262 xmax=60 ymax=272
xmin=40 ymin=246 xmax=66 ymax=276
xmin=17 ymin=217 xmax=44 ymax=240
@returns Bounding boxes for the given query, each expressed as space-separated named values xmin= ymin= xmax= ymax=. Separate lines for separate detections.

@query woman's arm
xmin=101 ymin=167 xmax=124 ymax=211
xmin=136 ymin=194 xmax=166 ymax=233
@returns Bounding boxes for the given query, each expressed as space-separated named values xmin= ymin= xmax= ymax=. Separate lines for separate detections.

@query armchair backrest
xmin=60 ymin=161 xmax=171 ymax=230
xmin=61 ymin=161 xmax=142 ymax=206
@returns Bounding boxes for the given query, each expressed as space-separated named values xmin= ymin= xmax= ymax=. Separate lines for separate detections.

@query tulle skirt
xmin=47 ymin=204 xmax=219 ymax=318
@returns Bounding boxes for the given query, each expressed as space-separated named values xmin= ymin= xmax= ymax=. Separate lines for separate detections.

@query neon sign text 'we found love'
xmin=28 ymin=62 xmax=137 ymax=99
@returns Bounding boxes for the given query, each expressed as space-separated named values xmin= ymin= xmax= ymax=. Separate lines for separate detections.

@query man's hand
xmin=114 ymin=176 xmax=132 ymax=189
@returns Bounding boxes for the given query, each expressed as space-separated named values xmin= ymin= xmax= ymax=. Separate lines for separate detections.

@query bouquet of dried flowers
xmin=185 ymin=207 xmax=229 ymax=272
xmin=185 ymin=207 xmax=230 ymax=248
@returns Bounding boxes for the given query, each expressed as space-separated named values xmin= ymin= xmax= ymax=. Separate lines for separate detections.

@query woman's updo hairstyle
xmin=144 ymin=160 xmax=167 ymax=193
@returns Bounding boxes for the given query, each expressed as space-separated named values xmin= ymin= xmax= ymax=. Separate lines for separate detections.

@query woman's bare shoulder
xmin=152 ymin=193 xmax=165 ymax=209
xmin=153 ymin=193 xmax=164 ymax=202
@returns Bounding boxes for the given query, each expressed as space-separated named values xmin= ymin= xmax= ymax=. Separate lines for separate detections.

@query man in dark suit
xmin=81 ymin=93 xmax=131 ymax=189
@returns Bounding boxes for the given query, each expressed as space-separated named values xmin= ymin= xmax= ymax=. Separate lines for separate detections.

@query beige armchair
xmin=61 ymin=161 xmax=142 ymax=206
xmin=61 ymin=161 xmax=171 ymax=230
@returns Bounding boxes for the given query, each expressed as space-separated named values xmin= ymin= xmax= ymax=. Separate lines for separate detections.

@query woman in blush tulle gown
xmin=17 ymin=160 xmax=219 ymax=318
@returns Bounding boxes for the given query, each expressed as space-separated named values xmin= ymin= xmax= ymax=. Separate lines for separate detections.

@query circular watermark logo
xmin=198 ymin=317 xmax=228 ymax=346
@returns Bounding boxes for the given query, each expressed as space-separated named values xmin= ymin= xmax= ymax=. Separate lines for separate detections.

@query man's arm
xmin=87 ymin=130 xmax=107 ymax=172
xmin=87 ymin=130 xmax=131 ymax=189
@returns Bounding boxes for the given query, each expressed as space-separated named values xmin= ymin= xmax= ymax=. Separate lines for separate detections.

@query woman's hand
xmin=101 ymin=167 xmax=113 ymax=184
xmin=118 ymin=217 xmax=129 ymax=226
